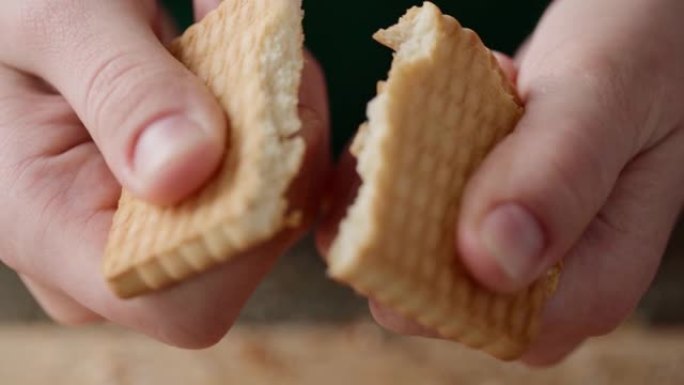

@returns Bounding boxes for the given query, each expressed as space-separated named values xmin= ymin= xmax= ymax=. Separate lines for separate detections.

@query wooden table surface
xmin=1 ymin=322 xmax=683 ymax=385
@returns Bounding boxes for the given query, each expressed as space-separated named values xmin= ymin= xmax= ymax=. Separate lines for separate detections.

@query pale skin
xmin=0 ymin=0 xmax=682 ymax=366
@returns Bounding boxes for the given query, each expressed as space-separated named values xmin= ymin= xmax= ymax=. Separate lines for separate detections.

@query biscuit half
xmin=328 ymin=2 xmax=558 ymax=360
xmin=103 ymin=0 xmax=305 ymax=298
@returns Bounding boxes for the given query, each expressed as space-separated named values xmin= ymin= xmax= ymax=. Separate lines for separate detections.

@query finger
xmin=193 ymin=0 xmax=222 ymax=21
xmin=457 ymin=64 xmax=648 ymax=293
xmin=522 ymin=129 xmax=684 ymax=365
xmin=369 ymin=300 xmax=440 ymax=339
xmin=491 ymin=51 xmax=517 ymax=85
xmin=1 ymin=1 xmax=227 ymax=205
xmin=287 ymin=52 xmax=331 ymax=225
xmin=20 ymin=275 xmax=103 ymax=326
xmin=315 ymin=148 xmax=360 ymax=255
xmin=153 ymin=4 xmax=179 ymax=44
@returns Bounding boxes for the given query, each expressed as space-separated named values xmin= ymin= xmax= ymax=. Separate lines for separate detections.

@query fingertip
xmin=159 ymin=318 xmax=232 ymax=350
xmin=129 ymin=114 xmax=225 ymax=205
xmin=458 ymin=203 xmax=547 ymax=293
xmin=314 ymin=149 xmax=360 ymax=256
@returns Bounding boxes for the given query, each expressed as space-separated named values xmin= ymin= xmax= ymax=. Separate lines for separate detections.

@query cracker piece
xmin=103 ymin=0 xmax=305 ymax=298
xmin=328 ymin=2 xmax=558 ymax=360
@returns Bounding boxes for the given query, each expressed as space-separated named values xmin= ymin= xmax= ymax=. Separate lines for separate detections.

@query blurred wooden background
xmin=2 ymin=323 xmax=684 ymax=384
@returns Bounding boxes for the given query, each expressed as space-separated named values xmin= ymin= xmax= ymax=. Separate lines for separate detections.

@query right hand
xmin=0 ymin=0 xmax=329 ymax=347
xmin=318 ymin=0 xmax=684 ymax=365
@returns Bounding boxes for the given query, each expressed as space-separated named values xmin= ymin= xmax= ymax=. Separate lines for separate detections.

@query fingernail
xmin=133 ymin=115 xmax=214 ymax=181
xmin=480 ymin=204 xmax=545 ymax=284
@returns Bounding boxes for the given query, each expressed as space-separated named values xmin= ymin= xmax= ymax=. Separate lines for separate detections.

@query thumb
xmin=9 ymin=1 xmax=226 ymax=204
xmin=459 ymin=68 xmax=641 ymax=292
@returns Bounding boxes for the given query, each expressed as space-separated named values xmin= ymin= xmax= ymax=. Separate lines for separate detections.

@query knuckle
xmin=83 ymin=50 xmax=142 ymax=130
xmin=540 ymin=136 xmax=608 ymax=219
xmin=82 ymin=50 xmax=188 ymax=143
xmin=542 ymin=48 xmax=658 ymax=151
xmin=569 ymin=56 xmax=633 ymax=133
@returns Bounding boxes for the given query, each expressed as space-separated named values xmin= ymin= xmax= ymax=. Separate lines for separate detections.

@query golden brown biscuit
xmin=328 ymin=2 xmax=559 ymax=359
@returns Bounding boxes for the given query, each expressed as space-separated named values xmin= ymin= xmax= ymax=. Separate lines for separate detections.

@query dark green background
xmin=162 ymin=0 xmax=551 ymax=154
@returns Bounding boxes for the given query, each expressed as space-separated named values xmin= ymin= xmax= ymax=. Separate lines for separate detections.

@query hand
xmin=318 ymin=0 xmax=684 ymax=365
xmin=0 ymin=0 xmax=329 ymax=348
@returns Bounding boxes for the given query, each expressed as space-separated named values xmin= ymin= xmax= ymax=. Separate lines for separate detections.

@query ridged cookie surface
xmin=103 ymin=0 xmax=305 ymax=298
xmin=328 ymin=2 xmax=558 ymax=360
